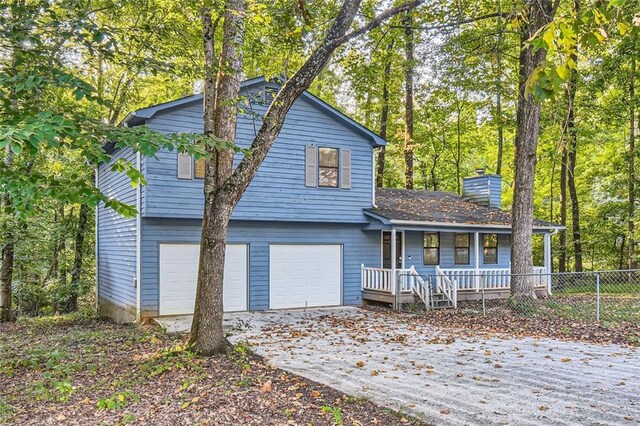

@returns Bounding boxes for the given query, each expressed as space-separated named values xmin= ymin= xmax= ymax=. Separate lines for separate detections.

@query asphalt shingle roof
xmin=366 ymin=188 xmax=560 ymax=229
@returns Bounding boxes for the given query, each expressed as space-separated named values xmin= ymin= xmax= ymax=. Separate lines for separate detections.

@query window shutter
xmin=177 ymin=153 xmax=192 ymax=179
xmin=305 ymin=145 xmax=317 ymax=187
xmin=194 ymin=158 xmax=206 ymax=179
xmin=340 ymin=149 xmax=351 ymax=189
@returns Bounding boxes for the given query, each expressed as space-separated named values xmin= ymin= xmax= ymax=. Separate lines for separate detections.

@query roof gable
xmin=121 ymin=76 xmax=385 ymax=147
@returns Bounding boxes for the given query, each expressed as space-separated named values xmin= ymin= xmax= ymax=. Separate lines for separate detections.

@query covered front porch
xmin=360 ymin=226 xmax=554 ymax=309
xmin=362 ymin=186 xmax=563 ymax=309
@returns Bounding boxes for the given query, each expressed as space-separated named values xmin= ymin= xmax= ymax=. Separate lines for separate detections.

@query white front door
xmin=158 ymin=243 xmax=248 ymax=315
xmin=269 ymin=244 xmax=341 ymax=309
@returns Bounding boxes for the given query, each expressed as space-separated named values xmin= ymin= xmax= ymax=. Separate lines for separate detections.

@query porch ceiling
xmin=366 ymin=188 xmax=563 ymax=232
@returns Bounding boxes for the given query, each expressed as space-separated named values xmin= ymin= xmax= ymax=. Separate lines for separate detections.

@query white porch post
xmin=544 ymin=232 xmax=552 ymax=294
xmin=474 ymin=232 xmax=480 ymax=291
xmin=390 ymin=228 xmax=397 ymax=297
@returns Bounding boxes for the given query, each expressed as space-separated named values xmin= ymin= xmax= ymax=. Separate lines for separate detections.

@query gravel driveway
xmin=225 ymin=307 xmax=640 ymax=425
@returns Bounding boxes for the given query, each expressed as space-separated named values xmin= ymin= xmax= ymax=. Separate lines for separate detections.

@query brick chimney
xmin=462 ymin=169 xmax=502 ymax=209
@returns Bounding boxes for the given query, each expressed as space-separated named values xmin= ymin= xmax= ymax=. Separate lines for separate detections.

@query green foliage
xmin=97 ymin=390 xmax=141 ymax=411
xmin=321 ymin=405 xmax=344 ymax=426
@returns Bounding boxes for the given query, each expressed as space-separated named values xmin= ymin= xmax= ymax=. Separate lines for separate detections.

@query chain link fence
xmin=405 ymin=270 xmax=640 ymax=326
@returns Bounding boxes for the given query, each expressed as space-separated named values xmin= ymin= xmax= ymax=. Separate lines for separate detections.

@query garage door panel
xmin=269 ymin=244 xmax=341 ymax=310
xmin=159 ymin=244 xmax=247 ymax=315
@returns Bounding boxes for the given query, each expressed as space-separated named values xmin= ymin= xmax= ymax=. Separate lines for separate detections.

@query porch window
xmin=423 ymin=232 xmax=439 ymax=265
xmin=483 ymin=234 xmax=498 ymax=264
xmin=318 ymin=147 xmax=339 ymax=187
xmin=454 ymin=233 xmax=470 ymax=265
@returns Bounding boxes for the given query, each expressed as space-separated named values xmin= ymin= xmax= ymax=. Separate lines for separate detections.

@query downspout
xmin=372 ymin=151 xmax=377 ymax=207
xmin=135 ymin=151 xmax=142 ymax=321
xmin=94 ymin=166 xmax=99 ymax=315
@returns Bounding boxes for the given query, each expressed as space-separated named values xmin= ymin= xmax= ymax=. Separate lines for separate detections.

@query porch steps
xmin=430 ymin=292 xmax=454 ymax=309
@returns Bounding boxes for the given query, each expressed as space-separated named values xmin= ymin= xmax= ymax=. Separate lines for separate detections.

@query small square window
xmin=318 ymin=147 xmax=339 ymax=188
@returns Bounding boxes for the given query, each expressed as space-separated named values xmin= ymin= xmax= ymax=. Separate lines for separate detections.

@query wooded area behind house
xmin=0 ymin=0 xmax=638 ymax=319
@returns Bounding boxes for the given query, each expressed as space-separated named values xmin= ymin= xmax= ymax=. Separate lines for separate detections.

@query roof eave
xmin=364 ymin=210 xmax=565 ymax=232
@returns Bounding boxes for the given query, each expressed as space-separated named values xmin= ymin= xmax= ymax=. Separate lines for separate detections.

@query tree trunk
xmin=511 ymin=0 xmax=557 ymax=299
xmin=495 ymin=0 xmax=504 ymax=176
xmin=0 ymin=146 xmax=15 ymax=322
xmin=403 ymin=11 xmax=414 ymax=189
xmin=566 ymin=19 xmax=583 ymax=272
xmin=64 ymin=204 xmax=89 ymax=313
xmin=188 ymin=0 xmax=421 ymax=353
xmin=628 ymin=35 xmax=637 ymax=269
xmin=189 ymin=0 xmax=246 ymax=355
xmin=455 ymin=101 xmax=462 ymax=194
xmin=376 ymin=39 xmax=394 ymax=188
xmin=559 ymin=137 xmax=568 ymax=272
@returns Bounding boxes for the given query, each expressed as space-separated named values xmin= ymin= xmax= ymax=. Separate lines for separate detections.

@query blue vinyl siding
xmin=403 ymin=231 xmax=511 ymax=277
xmin=97 ymin=148 xmax=137 ymax=313
xmin=140 ymin=218 xmax=379 ymax=317
xmin=142 ymin=85 xmax=374 ymax=223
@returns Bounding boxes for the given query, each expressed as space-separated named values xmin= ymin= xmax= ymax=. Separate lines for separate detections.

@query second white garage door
xmin=269 ymin=244 xmax=342 ymax=309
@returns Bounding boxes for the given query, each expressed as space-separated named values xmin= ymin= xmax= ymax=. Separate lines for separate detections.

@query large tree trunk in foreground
xmin=511 ymin=0 xmax=557 ymax=299
xmin=189 ymin=0 xmax=246 ymax=355
xmin=376 ymin=39 xmax=394 ymax=188
xmin=403 ymin=11 xmax=414 ymax=189
xmin=189 ymin=0 xmax=422 ymax=354
xmin=64 ymin=204 xmax=89 ymax=313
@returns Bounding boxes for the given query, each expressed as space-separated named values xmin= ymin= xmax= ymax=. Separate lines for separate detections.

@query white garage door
xmin=159 ymin=243 xmax=247 ymax=315
xmin=269 ymin=244 xmax=341 ymax=309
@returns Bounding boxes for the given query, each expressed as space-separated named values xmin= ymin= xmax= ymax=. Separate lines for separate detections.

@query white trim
xmin=380 ymin=230 xmax=405 ymax=269
xmin=473 ymin=232 xmax=480 ymax=291
xmin=135 ymin=151 xmax=142 ymax=321
xmin=386 ymin=218 xmax=564 ymax=231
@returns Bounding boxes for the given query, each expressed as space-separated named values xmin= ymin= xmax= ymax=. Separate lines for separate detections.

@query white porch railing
xmin=438 ymin=266 xmax=547 ymax=291
xmin=361 ymin=266 xmax=413 ymax=293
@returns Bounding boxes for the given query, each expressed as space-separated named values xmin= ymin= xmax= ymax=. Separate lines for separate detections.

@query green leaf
xmin=557 ymin=64 xmax=570 ymax=81
xmin=10 ymin=143 xmax=22 ymax=154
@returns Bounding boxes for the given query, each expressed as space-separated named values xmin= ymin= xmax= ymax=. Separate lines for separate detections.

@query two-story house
xmin=97 ymin=77 xmax=561 ymax=323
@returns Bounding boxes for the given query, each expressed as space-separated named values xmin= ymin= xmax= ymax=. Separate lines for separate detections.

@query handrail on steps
xmin=435 ymin=266 xmax=458 ymax=308
xmin=405 ymin=266 xmax=431 ymax=309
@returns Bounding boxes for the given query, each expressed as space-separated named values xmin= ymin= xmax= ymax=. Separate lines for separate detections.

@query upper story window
xmin=483 ymin=233 xmax=498 ymax=264
xmin=454 ymin=233 xmax=470 ymax=265
xmin=423 ymin=232 xmax=439 ymax=265
xmin=318 ymin=147 xmax=339 ymax=188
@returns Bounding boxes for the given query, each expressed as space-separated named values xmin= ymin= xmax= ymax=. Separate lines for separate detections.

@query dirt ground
xmin=0 ymin=315 xmax=423 ymax=425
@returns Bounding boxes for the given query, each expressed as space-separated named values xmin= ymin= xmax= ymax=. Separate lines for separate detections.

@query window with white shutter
xmin=340 ymin=149 xmax=351 ymax=189
xmin=177 ymin=153 xmax=192 ymax=179
xmin=305 ymin=145 xmax=317 ymax=187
